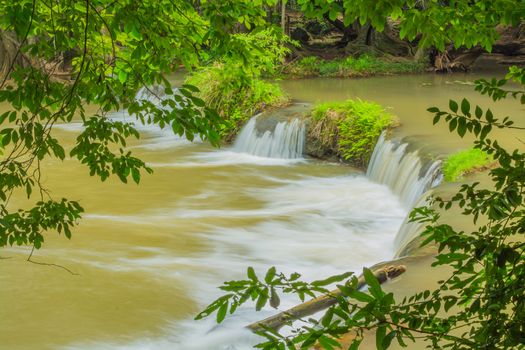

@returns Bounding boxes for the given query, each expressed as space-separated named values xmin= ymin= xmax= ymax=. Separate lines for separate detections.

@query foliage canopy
xmin=0 ymin=0 xmax=282 ymax=248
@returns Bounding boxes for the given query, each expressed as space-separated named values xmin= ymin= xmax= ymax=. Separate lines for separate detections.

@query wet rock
xmin=291 ymin=27 xmax=311 ymax=44
xmin=305 ymin=20 xmax=323 ymax=36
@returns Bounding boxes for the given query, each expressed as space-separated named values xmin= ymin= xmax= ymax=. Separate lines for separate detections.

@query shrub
xmin=285 ymin=55 xmax=425 ymax=78
xmin=307 ymin=99 xmax=397 ymax=167
xmin=186 ymin=64 xmax=288 ymax=140
xmin=443 ymin=147 xmax=494 ymax=181
xmin=288 ymin=56 xmax=320 ymax=76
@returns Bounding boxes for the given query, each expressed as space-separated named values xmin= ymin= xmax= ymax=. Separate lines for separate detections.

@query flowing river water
xmin=1 ymin=70 xmax=524 ymax=349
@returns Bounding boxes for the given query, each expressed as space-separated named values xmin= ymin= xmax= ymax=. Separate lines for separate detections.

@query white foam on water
xmin=58 ymin=112 xmax=430 ymax=350
xmin=147 ymin=150 xmax=306 ymax=168
xmin=232 ymin=116 xmax=305 ymax=159
xmin=366 ymin=132 xmax=442 ymax=209
xmin=366 ymin=132 xmax=444 ymax=254
xmin=53 ymin=86 xmax=199 ymax=150
xmin=63 ymin=173 xmax=406 ymax=350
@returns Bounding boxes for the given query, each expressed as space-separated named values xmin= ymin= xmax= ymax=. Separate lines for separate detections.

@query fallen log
xmin=246 ymin=265 xmax=406 ymax=333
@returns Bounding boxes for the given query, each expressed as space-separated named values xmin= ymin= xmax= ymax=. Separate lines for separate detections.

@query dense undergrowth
xmin=185 ymin=29 xmax=292 ymax=141
xmin=186 ymin=65 xmax=288 ymax=140
xmin=442 ymin=147 xmax=494 ymax=182
xmin=306 ymin=99 xmax=397 ymax=167
xmin=284 ymin=55 xmax=426 ymax=78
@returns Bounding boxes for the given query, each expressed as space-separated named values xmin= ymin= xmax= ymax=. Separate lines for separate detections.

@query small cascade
xmin=393 ymin=194 xmax=431 ymax=257
xmin=366 ymin=132 xmax=442 ymax=209
xmin=233 ymin=116 xmax=305 ymax=159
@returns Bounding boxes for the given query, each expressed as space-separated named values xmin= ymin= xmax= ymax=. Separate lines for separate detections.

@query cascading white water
xmin=366 ymin=131 xmax=443 ymax=255
xmin=366 ymin=132 xmax=443 ymax=209
xmin=393 ymin=194 xmax=431 ymax=257
xmin=233 ymin=116 xmax=305 ymax=159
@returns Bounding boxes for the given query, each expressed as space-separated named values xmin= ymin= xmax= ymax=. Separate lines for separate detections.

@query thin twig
xmin=27 ymin=246 xmax=79 ymax=276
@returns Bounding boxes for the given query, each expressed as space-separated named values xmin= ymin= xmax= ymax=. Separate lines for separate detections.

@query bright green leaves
xmin=70 ymin=116 xmax=151 ymax=184
xmin=363 ymin=268 xmax=384 ymax=300
xmin=0 ymin=199 xmax=83 ymax=248
xmin=196 ymin=265 xmax=408 ymax=349
xmin=297 ymin=0 xmax=523 ymax=52
xmin=310 ymin=98 xmax=396 ymax=167
xmin=196 ymin=266 xmax=354 ymax=326
xmin=428 ymin=96 xmax=516 ymax=142
xmin=186 ymin=63 xmax=288 ymax=139
xmin=442 ymin=148 xmax=493 ymax=182
xmin=0 ymin=0 xmax=288 ymax=251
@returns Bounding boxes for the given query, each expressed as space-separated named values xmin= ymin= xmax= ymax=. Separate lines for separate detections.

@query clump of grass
xmin=443 ymin=148 xmax=494 ymax=182
xmin=186 ymin=64 xmax=289 ymax=140
xmin=307 ymin=99 xmax=397 ymax=167
xmin=286 ymin=55 xmax=425 ymax=78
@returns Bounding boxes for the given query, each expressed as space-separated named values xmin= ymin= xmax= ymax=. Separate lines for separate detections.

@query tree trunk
xmin=0 ymin=30 xmax=31 ymax=80
xmin=246 ymin=265 xmax=406 ymax=333
xmin=281 ymin=0 xmax=286 ymax=34
xmin=434 ymin=46 xmax=484 ymax=72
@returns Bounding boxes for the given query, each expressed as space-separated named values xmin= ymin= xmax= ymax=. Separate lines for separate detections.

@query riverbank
xmin=281 ymin=55 xmax=426 ymax=78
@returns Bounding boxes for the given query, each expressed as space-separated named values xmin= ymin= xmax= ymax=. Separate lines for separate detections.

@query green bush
xmin=289 ymin=56 xmax=320 ymax=76
xmin=443 ymin=148 xmax=493 ymax=182
xmin=307 ymin=99 xmax=397 ymax=167
xmin=186 ymin=64 xmax=288 ymax=140
xmin=286 ymin=55 xmax=425 ymax=78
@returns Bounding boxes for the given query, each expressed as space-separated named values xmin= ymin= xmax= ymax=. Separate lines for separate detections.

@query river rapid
xmin=1 ymin=70 xmax=524 ymax=349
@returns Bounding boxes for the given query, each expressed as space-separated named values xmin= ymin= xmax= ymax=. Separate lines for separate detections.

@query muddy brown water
xmin=0 ymin=71 xmax=524 ymax=349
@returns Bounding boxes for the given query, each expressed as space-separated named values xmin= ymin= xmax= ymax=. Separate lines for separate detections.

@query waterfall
xmin=366 ymin=132 xmax=442 ymax=209
xmin=366 ymin=131 xmax=443 ymax=255
xmin=233 ymin=116 xmax=305 ymax=159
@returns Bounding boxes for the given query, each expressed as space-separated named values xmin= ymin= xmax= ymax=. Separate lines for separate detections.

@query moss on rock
xmin=443 ymin=148 xmax=495 ymax=182
xmin=306 ymin=99 xmax=398 ymax=167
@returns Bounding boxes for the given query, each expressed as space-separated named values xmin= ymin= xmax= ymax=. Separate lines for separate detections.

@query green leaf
xmin=247 ymin=266 xmax=258 ymax=281
xmin=475 ymin=106 xmax=483 ymax=119
xmin=376 ymin=324 xmax=387 ymax=350
xmin=363 ymin=268 xmax=383 ymax=299
xmin=449 ymin=118 xmax=458 ymax=132
xmin=449 ymin=100 xmax=458 ymax=113
xmin=255 ymin=290 xmax=268 ymax=311
xmin=118 ymin=70 xmax=128 ymax=83
xmin=131 ymin=168 xmax=140 ymax=184
xmin=216 ymin=303 xmax=228 ymax=323
xmin=269 ymin=287 xmax=280 ymax=309
xmin=318 ymin=335 xmax=339 ymax=350
xmin=461 ymin=98 xmax=470 ymax=115
xmin=329 ymin=9 xmax=338 ymax=21
xmin=347 ymin=289 xmax=374 ymax=303
xmin=312 ymin=271 xmax=353 ymax=287
xmin=265 ymin=266 xmax=276 ymax=284
xmin=348 ymin=339 xmax=362 ymax=350
xmin=382 ymin=330 xmax=396 ymax=349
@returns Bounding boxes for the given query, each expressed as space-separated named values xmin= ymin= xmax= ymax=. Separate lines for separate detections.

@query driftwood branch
xmin=246 ymin=265 xmax=406 ymax=333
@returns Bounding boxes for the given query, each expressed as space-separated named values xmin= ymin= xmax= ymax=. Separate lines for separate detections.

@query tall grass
xmin=443 ymin=148 xmax=494 ymax=182
xmin=186 ymin=64 xmax=288 ymax=140
xmin=308 ymin=99 xmax=397 ymax=167
xmin=286 ymin=55 xmax=425 ymax=78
